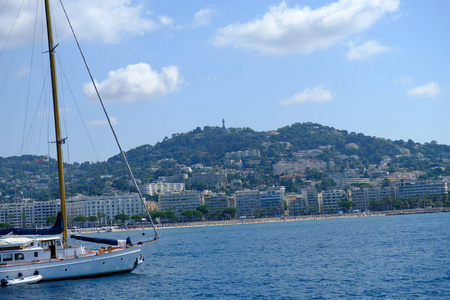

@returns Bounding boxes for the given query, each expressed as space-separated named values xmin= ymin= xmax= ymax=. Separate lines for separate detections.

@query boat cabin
xmin=0 ymin=236 xmax=74 ymax=265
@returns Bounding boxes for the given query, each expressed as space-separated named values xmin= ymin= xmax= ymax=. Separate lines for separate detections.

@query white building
xmin=139 ymin=182 xmax=185 ymax=196
xmin=396 ymin=180 xmax=447 ymax=199
xmin=273 ymin=160 xmax=329 ymax=174
xmin=321 ymin=189 xmax=346 ymax=213
xmin=0 ymin=199 xmax=60 ymax=228
xmin=66 ymin=193 xmax=146 ymax=221
xmin=235 ymin=190 xmax=260 ymax=218
xmin=225 ymin=150 xmax=261 ymax=159
xmin=260 ymin=187 xmax=285 ymax=216
xmin=350 ymin=186 xmax=395 ymax=212
xmin=301 ymin=188 xmax=321 ymax=213
xmin=158 ymin=191 xmax=203 ymax=218
xmin=203 ymin=192 xmax=229 ymax=214
xmin=235 ymin=187 xmax=285 ymax=218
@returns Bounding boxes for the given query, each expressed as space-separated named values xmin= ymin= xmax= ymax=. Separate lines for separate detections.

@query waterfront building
xmin=259 ymin=187 xmax=285 ymax=216
xmin=301 ymin=188 xmax=321 ymax=214
xmin=321 ymin=189 xmax=346 ymax=213
xmin=158 ymin=191 xmax=203 ymax=218
xmin=350 ymin=187 xmax=395 ymax=212
xmin=203 ymin=192 xmax=229 ymax=214
xmin=0 ymin=199 xmax=60 ymax=228
xmin=286 ymin=194 xmax=303 ymax=216
xmin=235 ymin=190 xmax=260 ymax=218
xmin=66 ymin=193 xmax=146 ymax=222
xmin=396 ymin=180 xmax=447 ymax=199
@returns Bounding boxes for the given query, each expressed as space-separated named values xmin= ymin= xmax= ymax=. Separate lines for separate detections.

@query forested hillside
xmin=2 ymin=122 xmax=450 ymax=201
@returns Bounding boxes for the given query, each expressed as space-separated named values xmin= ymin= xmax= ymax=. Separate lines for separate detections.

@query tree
xmin=165 ymin=211 xmax=178 ymax=222
xmin=97 ymin=211 xmax=106 ymax=226
xmin=196 ymin=205 xmax=210 ymax=220
xmin=74 ymin=215 xmax=88 ymax=222
xmin=339 ymin=201 xmax=356 ymax=213
xmin=88 ymin=216 xmax=98 ymax=222
xmin=182 ymin=210 xmax=194 ymax=222
xmin=192 ymin=210 xmax=203 ymax=220
xmin=131 ymin=214 xmax=144 ymax=222
xmin=223 ymin=207 xmax=237 ymax=220
xmin=115 ymin=213 xmax=130 ymax=225
xmin=0 ymin=222 xmax=11 ymax=229
xmin=46 ymin=215 xmax=57 ymax=226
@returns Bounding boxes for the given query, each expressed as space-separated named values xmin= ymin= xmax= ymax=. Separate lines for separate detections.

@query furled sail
xmin=70 ymin=235 xmax=132 ymax=247
xmin=0 ymin=212 xmax=63 ymax=236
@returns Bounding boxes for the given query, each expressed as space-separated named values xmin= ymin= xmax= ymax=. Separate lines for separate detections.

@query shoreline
xmin=69 ymin=207 xmax=449 ymax=234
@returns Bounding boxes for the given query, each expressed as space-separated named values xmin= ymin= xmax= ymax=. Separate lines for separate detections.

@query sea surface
xmin=2 ymin=213 xmax=449 ymax=299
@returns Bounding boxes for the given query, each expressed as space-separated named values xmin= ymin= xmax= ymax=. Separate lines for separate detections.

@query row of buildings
xmin=299 ymin=180 xmax=448 ymax=214
xmin=0 ymin=179 xmax=447 ymax=228
xmin=0 ymin=194 xmax=146 ymax=228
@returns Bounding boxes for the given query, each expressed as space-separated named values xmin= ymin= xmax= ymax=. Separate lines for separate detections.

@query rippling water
xmin=2 ymin=213 xmax=449 ymax=299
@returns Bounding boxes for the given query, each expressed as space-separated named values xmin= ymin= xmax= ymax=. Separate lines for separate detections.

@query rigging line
xmin=21 ymin=0 xmax=40 ymax=154
xmin=22 ymin=68 xmax=50 ymax=154
xmin=0 ymin=0 xmax=12 ymax=13
xmin=0 ymin=0 xmax=24 ymax=62
xmin=55 ymin=53 xmax=101 ymax=162
xmin=59 ymin=0 xmax=158 ymax=238
xmin=0 ymin=0 xmax=26 ymax=98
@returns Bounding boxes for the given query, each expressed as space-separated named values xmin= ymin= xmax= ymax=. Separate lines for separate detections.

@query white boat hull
xmin=1 ymin=274 xmax=42 ymax=286
xmin=0 ymin=241 xmax=154 ymax=282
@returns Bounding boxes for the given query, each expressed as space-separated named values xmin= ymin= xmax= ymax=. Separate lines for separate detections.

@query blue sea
xmin=2 ymin=213 xmax=449 ymax=299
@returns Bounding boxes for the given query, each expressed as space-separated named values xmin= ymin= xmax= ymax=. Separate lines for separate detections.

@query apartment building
xmin=235 ymin=187 xmax=285 ymax=217
xmin=139 ymin=182 xmax=185 ymax=196
xmin=158 ymin=191 xmax=203 ymax=218
xmin=0 ymin=199 xmax=60 ymax=228
xmin=235 ymin=190 xmax=260 ymax=218
xmin=321 ymin=189 xmax=346 ymax=213
xmin=301 ymin=187 xmax=321 ymax=213
xmin=66 ymin=193 xmax=147 ymax=221
xmin=350 ymin=186 xmax=395 ymax=212
xmin=396 ymin=180 xmax=447 ymax=199
xmin=203 ymin=192 xmax=229 ymax=213
xmin=259 ymin=187 xmax=285 ymax=216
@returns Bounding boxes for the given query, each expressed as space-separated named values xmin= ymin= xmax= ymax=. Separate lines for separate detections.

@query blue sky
xmin=0 ymin=0 xmax=449 ymax=163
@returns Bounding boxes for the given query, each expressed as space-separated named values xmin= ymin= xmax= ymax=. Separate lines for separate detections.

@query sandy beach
xmin=68 ymin=207 xmax=449 ymax=234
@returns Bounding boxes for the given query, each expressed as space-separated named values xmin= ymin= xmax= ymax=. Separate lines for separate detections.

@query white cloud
xmin=88 ymin=117 xmax=118 ymax=127
xmin=213 ymin=0 xmax=399 ymax=55
xmin=63 ymin=0 xmax=158 ymax=43
xmin=193 ymin=8 xmax=215 ymax=28
xmin=407 ymin=82 xmax=441 ymax=98
xmin=281 ymin=86 xmax=333 ymax=105
xmin=395 ymin=76 xmax=414 ymax=87
xmin=16 ymin=64 xmax=30 ymax=79
xmin=346 ymin=40 xmax=390 ymax=60
xmin=159 ymin=16 xmax=174 ymax=27
xmin=83 ymin=63 xmax=183 ymax=103
xmin=0 ymin=0 xmax=158 ymax=46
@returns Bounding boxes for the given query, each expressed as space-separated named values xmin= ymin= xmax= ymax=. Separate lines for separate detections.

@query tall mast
xmin=44 ymin=0 xmax=68 ymax=246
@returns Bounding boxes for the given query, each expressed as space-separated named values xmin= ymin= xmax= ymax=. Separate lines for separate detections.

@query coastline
xmin=155 ymin=207 xmax=450 ymax=230
xmin=69 ymin=207 xmax=449 ymax=234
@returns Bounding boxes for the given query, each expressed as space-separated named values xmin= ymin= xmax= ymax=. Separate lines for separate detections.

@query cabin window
xmin=15 ymin=253 xmax=25 ymax=261
xmin=42 ymin=242 xmax=48 ymax=249
xmin=2 ymin=254 xmax=13 ymax=262
xmin=34 ymin=252 xmax=39 ymax=258
xmin=56 ymin=240 xmax=62 ymax=246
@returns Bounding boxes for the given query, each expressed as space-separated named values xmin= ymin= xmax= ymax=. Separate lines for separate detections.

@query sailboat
xmin=0 ymin=0 xmax=158 ymax=285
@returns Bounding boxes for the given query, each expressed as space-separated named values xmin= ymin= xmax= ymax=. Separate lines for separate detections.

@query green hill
xmin=2 ymin=122 xmax=450 ymax=201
